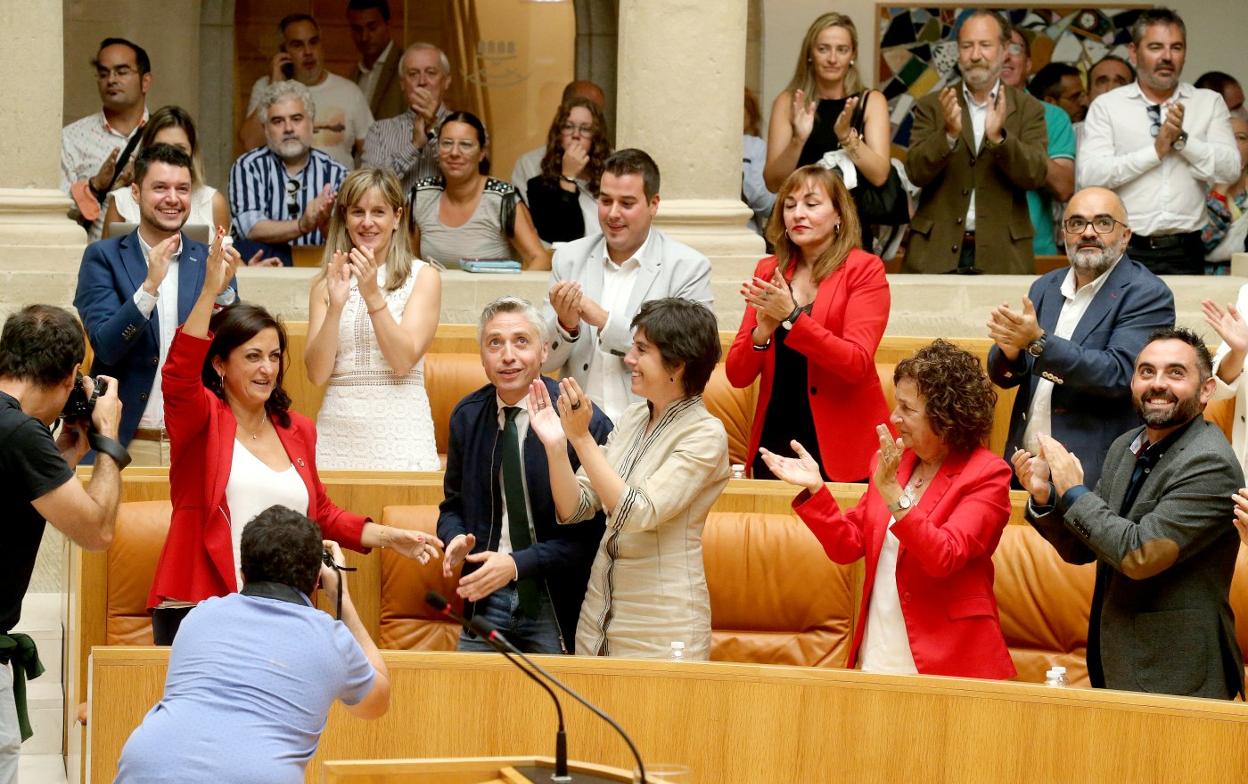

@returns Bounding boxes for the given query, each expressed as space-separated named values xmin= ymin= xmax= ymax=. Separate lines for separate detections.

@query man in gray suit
xmin=543 ymin=149 xmax=713 ymax=421
xmin=1014 ymin=327 xmax=1244 ymax=698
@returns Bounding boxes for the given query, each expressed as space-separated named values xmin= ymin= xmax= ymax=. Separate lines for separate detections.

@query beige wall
xmin=760 ymin=0 xmax=1248 ymax=139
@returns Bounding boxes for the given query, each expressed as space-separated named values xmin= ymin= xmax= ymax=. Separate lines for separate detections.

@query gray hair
xmin=477 ymin=296 xmax=548 ymax=345
xmin=261 ymin=79 xmax=316 ymax=122
xmin=399 ymin=41 xmax=450 ymax=77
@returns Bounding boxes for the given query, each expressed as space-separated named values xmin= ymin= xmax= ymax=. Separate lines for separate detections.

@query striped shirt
xmin=360 ymin=105 xmax=449 ymax=193
xmin=228 ymin=146 xmax=346 ymax=246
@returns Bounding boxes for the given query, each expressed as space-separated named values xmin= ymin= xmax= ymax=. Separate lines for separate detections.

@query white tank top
xmin=224 ymin=439 xmax=310 ymax=589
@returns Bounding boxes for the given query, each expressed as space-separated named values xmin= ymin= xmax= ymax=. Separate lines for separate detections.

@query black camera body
xmin=62 ymin=373 xmax=108 ymax=425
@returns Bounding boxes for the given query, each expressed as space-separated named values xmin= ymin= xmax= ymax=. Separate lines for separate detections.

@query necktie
xmin=502 ymin=406 xmax=541 ymax=617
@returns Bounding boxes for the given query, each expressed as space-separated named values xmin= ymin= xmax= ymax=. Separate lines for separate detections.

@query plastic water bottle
xmin=1044 ymin=666 xmax=1068 ymax=687
xmin=669 ymin=641 xmax=686 ymax=661
xmin=731 ymin=464 xmax=746 ymax=480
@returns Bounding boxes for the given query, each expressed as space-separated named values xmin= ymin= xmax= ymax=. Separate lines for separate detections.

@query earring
xmin=669 ymin=376 xmax=675 ymax=383
xmin=834 ymin=223 xmax=841 ymax=236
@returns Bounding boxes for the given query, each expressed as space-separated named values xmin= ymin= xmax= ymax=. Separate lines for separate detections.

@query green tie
xmin=502 ymin=406 xmax=541 ymax=618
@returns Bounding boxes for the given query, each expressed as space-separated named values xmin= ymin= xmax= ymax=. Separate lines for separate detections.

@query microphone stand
xmin=426 ymin=592 xmax=571 ymax=781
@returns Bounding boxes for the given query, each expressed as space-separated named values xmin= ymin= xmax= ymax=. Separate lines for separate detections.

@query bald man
xmin=511 ymin=80 xmax=607 ymax=205
xmin=986 ymin=187 xmax=1176 ymax=488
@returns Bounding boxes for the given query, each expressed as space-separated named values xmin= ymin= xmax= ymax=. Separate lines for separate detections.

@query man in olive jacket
xmin=904 ymin=11 xmax=1048 ymax=274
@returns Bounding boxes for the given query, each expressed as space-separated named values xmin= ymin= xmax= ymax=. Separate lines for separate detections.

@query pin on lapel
xmin=296 ymin=457 xmax=306 ymax=467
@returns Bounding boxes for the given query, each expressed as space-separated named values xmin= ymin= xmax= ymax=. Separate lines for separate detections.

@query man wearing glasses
xmin=1078 ymin=8 xmax=1240 ymax=275
xmin=228 ymin=81 xmax=344 ymax=266
xmin=986 ymin=186 xmax=1175 ymax=489
xmin=61 ymin=37 xmax=152 ymax=240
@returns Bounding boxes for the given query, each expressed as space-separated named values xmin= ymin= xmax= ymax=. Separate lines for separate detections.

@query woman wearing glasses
xmin=409 ymin=111 xmax=550 ymax=270
xmin=524 ymin=97 xmax=612 ymax=244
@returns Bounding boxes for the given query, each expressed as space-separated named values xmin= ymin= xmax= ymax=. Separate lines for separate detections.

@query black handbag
xmin=848 ymin=90 xmax=909 ymax=226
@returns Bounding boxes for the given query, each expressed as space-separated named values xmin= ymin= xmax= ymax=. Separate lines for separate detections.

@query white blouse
xmin=224 ymin=439 xmax=310 ymax=589
xmin=858 ymin=516 xmax=919 ymax=675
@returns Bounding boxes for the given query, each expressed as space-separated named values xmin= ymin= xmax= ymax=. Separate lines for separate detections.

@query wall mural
xmin=876 ymin=4 xmax=1148 ymax=150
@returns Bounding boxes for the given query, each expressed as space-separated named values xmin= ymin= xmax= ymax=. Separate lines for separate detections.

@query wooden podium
xmin=321 ymin=756 xmax=677 ymax=783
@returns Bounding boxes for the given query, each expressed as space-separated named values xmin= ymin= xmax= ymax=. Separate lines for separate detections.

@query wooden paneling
xmin=90 ymin=649 xmax=1248 ymax=784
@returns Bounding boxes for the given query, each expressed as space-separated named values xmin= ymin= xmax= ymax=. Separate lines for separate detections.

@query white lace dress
xmin=315 ymin=262 xmax=440 ymax=470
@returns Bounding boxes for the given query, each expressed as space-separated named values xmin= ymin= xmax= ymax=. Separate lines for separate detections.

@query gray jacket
xmin=1029 ymin=417 xmax=1244 ymax=698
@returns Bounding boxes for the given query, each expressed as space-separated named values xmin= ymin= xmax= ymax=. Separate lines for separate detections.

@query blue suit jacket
xmin=437 ymin=376 xmax=613 ymax=652
xmin=73 ymin=230 xmax=236 ymax=446
xmin=987 ymin=257 xmax=1175 ymax=489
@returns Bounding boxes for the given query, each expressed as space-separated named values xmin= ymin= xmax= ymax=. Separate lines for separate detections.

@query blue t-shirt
xmin=1027 ymin=101 xmax=1076 ymax=255
xmin=114 ymin=592 xmax=375 ymax=784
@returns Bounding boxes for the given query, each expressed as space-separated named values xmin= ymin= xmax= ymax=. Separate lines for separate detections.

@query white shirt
xmin=859 ymin=516 xmax=918 ymax=675
xmin=355 ymin=41 xmax=395 ymax=104
xmin=495 ymin=393 xmax=534 ymax=558
xmin=224 ymin=441 xmax=309 ymax=589
xmin=583 ymin=231 xmax=651 ymax=422
xmin=132 ymin=231 xmax=183 ymax=429
xmin=60 ymin=108 xmax=149 ymax=239
xmin=954 ymin=80 xmax=1000 ymax=232
xmin=1021 ymin=260 xmax=1121 ymax=453
xmin=1077 ymin=81 xmax=1240 ymax=235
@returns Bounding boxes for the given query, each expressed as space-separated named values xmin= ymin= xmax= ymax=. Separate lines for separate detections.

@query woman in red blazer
xmin=726 ymin=165 xmax=889 ymax=481
xmin=761 ymin=340 xmax=1015 ymax=679
xmin=148 ymin=232 xmax=442 ymax=644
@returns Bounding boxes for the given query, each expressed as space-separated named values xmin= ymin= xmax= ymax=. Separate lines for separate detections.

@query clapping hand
xmin=791 ymin=89 xmax=817 ymax=142
xmin=1232 ymin=489 xmax=1248 ymax=546
xmin=985 ymin=88 xmax=1007 ymax=144
xmin=142 ymin=233 xmax=181 ymax=296
xmin=1155 ymin=102 xmax=1185 ymax=157
xmin=555 ymin=377 xmax=593 ymax=440
xmin=834 ymin=94 xmax=860 ymax=145
xmin=872 ymin=424 xmax=904 ymax=496
xmin=245 ymin=249 xmax=282 ymax=268
xmin=548 ymin=280 xmax=583 ymax=332
xmin=527 ymin=379 xmax=567 ymax=448
xmin=939 ymin=87 xmax=963 ymax=139
xmin=740 ymin=268 xmax=796 ymax=326
xmin=987 ymin=297 xmax=1043 ymax=357
xmin=1202 ymin=299 xmax=1248 ymax=358
xmin=1011 ymin=447 xmax=1052 ymax=506
xmin=349 ymin=245 xmax=381 ymax=302
xmin=326 ymin=250 xmax=352 ymax=309
xmin=206 ymin=226 xmax=242 ymax=296
xmin=1038 ymin=434 xmax=1083 ymax=497
xmin=759 ymin=440 xmax=824 ymax=495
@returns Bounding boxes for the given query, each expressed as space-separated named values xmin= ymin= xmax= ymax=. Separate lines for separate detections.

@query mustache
xmin=1142 ymin=389 xmax=1178 ymax=404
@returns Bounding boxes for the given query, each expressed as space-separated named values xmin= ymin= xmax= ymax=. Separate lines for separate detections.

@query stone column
xmin=0 ymin=0 xmax=87 ymax=318
xmin=615 ymin=0 xmax=764 ymax=296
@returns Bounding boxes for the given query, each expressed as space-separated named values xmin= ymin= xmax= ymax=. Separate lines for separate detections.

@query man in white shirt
xmin=61 ymin=37 xmax=151 ymax=240
xmin=348 ymin=0 xmax=404 ymax=120
xmin=511 ymin=80 xmax=607 ymax=204
xmin=903 ymin=11 xmax=1048 ymax=274
xmin=542 ymin=149 xmax=713 ymax=422
xmin=1078 ymin=8 xmax=1240 ymax=275
xmin=986 ymin=187 xmax=1175 ymax=489
xmin=237 ymin=13 xmax=374 ymax=168
xmin=74 ymin=144 xmax=240 ymax=464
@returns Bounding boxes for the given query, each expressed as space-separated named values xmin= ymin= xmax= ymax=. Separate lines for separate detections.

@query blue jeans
xmin=457 ymin=583 xmax=564 ymax=654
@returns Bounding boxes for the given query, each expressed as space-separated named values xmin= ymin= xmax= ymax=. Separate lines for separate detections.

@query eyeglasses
xmin=560 ymin=123 xmax=594 ymax=136
xmin=96 ymin=65 xmax=136 ymax=80
xmin=285 ymin=179 xmax=300 ymax=218
xmin=437 ymin=139 xmax=479 ymax=153
xmin=1062 ymin=214 xmax=1127 ymax=234
xmin=1147 ymin=104 xmax=1163 ymax=138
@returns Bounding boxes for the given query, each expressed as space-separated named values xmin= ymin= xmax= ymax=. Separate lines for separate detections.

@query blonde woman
xmin=763 ymin=12 xmax=893 ymax=246
xmin=305 ymin=168 xmax=441 ymax=470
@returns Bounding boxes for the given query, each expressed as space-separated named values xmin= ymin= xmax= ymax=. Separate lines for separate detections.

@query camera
xmin=322 ymin=548 xmax=338 ymax=569
xmin=61 ymin=373 xmax=108 ymax=425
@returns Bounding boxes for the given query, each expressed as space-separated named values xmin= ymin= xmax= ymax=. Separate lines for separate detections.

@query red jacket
xmin=725 ymin=249 xmax=890 ymax=481
xmin=792 ymin=447 xmax=1016 ymax=679
xmin=147 ymin=329 xmax=369 ymax=609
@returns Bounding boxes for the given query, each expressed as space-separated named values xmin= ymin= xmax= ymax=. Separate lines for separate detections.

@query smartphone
xmin=279 ymin=43 xmax=294 ymax=80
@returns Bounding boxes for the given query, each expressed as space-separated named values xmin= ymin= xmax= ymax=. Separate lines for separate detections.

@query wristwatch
xmin=888 ymin=493 xmax=913 ymax=517
xmin=1027 ymin=332 xmax=1047 ymax=358
xmin=781 ymin=305 xmax=803 ymax=331
xmin=1173 ymin=130 xmax=1188 ymax=151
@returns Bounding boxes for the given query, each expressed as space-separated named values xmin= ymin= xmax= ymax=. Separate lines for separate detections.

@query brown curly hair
xmin=538 ymin=97 xmax=611 ymax=195
xmin=893 ymin=339 xmax=996 ymax=454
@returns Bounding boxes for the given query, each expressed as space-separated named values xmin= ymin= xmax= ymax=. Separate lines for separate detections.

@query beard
xmin=1133 ymin=386 xmax=1203 ymax=429
xmin=271 ymin=136 xmax=310 ymax=161
xmin=1065 ymin=234 xmax=1126 ymax=279
xmin=961 ymin=59 xmax=1001 ymax=92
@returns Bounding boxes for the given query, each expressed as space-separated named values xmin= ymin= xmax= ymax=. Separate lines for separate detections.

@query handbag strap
xmin=849 ymin=89 xmax=871 ymax=136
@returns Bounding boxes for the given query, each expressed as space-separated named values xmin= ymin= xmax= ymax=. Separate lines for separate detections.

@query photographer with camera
xmin=0 ymin=304 xmax=123 ymax=778
xmin=115 ymin=505 xmax=389 ymax=784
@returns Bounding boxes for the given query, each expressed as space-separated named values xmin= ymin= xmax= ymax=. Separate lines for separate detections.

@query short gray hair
xmin=399 ymin=42 xmax=450 ymax=77
xmin=261 ymin=79 xmax=316 ymax=122
xmin=477 ymin=296 xmax=548 ymax=345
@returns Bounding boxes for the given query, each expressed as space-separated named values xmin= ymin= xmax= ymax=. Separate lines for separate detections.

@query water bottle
xmin=1044 ymin=666 xmax=1068 ymax=687
xmin=731 ymin=464 xmax=746 ymax=480
xmin=669 ymin=641 xmax=686 ymax=661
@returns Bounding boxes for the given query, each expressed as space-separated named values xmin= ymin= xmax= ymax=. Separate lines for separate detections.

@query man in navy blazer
xmin=74 ymin=143 xmax=238 ymax=462
xmin=987 ymin=187 xmax=1175 ymax=489
xmin=439 ymin=297 xmax=612 ymax=654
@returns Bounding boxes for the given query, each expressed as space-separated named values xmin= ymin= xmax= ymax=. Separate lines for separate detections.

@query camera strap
xmin=321 ymin=555 xmax=357 ymax=620
xmin=240 ymin=581 xmax=312 ymax=607
xmin=87 ymin=431 xmax=131 ymax=469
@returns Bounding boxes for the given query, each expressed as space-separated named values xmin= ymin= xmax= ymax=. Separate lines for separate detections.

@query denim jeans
xmin=0 ymin=665 xmax=19 ymax=784
xmin=457 ymin=583 xmax=564 ymax=654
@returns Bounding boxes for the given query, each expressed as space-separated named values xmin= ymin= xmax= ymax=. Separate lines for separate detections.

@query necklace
xmin=238 ymin=414 xmax=267 ymax=441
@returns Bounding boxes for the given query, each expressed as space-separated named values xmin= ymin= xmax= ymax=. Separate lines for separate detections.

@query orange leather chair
xmin=377 ymin=505 xmax=462 ymax=650
xmin=105 ymin=500 xmax=170 ymax=645
xmin=422 ymin=353 xmax=488 ymax=463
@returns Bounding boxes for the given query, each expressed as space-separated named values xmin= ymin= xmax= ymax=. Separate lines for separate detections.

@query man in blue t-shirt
xmin=0 ymin=305 xmax=123 ymax=779
xmin=115 ymin=506 xmax=390 ymax=784
xmin=1001 ymin=28 xmax=1077 ymax=256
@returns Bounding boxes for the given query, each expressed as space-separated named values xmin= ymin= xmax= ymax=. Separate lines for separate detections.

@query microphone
xmin=424 ymin=591 xmax=650 ymax=783
xmin=426 ymin=591 xmax=570 ymax=782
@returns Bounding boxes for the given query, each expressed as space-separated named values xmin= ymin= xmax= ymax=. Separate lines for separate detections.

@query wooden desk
xmin=90 ymin=649 xmax=1248 ymax=784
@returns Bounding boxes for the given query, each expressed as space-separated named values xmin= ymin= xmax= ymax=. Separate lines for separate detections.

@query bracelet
xmin=752 ymin=338 xmax=772 ymax=351
xmin=560 ymin=174 xmax=577 ymax=184
xmin=367 ymin=302 xmax=388 ymax=316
